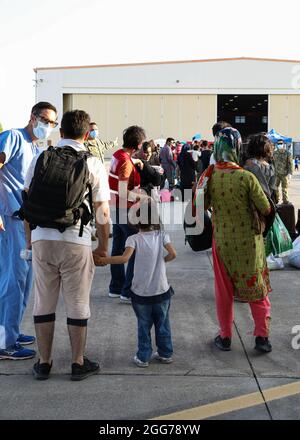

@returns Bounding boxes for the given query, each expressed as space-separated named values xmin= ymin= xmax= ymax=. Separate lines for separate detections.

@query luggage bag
xmin=276 ymin=202 xmax=298 ymax=241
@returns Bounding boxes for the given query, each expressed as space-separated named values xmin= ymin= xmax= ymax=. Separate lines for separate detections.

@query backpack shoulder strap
xmin=79 ymin=183 xmax=93 ymax=237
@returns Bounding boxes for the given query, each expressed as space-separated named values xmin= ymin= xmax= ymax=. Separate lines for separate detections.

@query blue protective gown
xmin=0 ymin=128 xmax=39 ymax=349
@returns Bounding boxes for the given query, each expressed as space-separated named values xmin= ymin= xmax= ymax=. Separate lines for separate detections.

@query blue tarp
xmin=267 ymin=129 xmax=292 ymax=144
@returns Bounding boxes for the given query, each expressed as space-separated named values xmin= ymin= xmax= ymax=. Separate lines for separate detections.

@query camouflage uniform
xmin=84 ymin=138 xmax=116 ymax=164
xmin=273 ymin=149 xmax=293 ymax=203
xmin=84 ymin=138 xmax=116 ymax=240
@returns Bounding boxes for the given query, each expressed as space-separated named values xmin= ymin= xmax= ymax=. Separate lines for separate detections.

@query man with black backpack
xmin=23 ymin=110 xmax=110 ymax=381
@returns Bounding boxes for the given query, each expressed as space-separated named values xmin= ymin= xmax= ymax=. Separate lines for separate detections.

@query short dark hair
xmin=61 ymin=110 xmax=91 ymax=139
xmin=247 ymin=133 xmax=273 ymax=159
xmin=142 ymin=141 xmax=150 ymax=153
xmin=212 ymin=121 xmax=231 ymax=137
xmin=89 ymin=122 xmax=97 ymax=126
xmin=135 ymin=199 xmax=161 ymax=230
xmin=31 ymin=101 xmax=57 ymax=116
xmin=123 ymin=125 xmax=146 ymax=150
xmin=166 ymin=137 xmax=175 ymax=144
xmin=202 ymin=140 xmax=208 ymax=148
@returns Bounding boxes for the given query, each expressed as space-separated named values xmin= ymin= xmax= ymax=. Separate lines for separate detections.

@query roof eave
xmin=33 ymin=56 xmax=300 ymax=72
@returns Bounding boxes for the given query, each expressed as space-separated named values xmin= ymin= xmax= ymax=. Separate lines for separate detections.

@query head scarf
xmin=213 ymin=127 xmax=242 ymax=164
xmin=194 ymin=128 xmax=242 ymax=210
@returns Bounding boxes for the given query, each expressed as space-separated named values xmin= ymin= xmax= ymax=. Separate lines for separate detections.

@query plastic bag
xmin=265 ymin=213 xmax=293 ymax=257
xmin=288 ymin=236 xmax=300 ymax=268
xmin=267 ymin=255 xmax=284 ymax=270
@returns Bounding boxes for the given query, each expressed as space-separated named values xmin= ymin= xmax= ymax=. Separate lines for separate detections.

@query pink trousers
xmin=212 ymin=239 xmax=271 ymax=339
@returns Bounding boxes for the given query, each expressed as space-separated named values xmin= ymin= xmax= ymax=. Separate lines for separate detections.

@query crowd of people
xmin=155 ymin=136 xmax=213 ymax=194
xmin=0 ymin=101 xmax=297 ymax=381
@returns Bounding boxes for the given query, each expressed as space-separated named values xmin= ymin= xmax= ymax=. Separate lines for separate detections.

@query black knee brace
xmin=34 ymin=313 xmax=56 ymax=324
xmin=67 ymin=318 xmax=88 ymax=327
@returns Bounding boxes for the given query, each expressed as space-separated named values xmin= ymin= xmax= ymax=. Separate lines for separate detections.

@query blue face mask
xmin=89 ymin=130 xmax=99 ymax=139
xmin=33 ymin=120 xmax=53 ymax=140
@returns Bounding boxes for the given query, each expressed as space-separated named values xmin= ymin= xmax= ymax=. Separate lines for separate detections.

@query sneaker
xmin=17 ymin=334 xmax=36 ymax=345
xmin=108 ymin=292 xmax=120 ymax=298
xmin=32 ymin=360 xmax=52 ymax=380
xmin=133 ymin=355 xmax=149 ymax=368
xmin=255 ymin=336 xmax=272 ymax=353
xmin=120 ymin=295 xmax=131 ymax=304
xmin=71 ymin=357 xmax=100 ymax=381
xmin=153 ymin=352 xmax=173 ymax=364
xmin=214 ymin=335 xmax=231 ymax=351
xmin=0 ymin=343 xmax=36 ymax=360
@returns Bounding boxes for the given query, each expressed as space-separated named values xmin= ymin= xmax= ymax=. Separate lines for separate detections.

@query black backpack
xmin=183 ymin=200 xmax=213 ymax=251
xmin=20 ymin=146 xmax=93 ymax=237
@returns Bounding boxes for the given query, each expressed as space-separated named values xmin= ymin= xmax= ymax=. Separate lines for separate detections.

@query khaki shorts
xmin=32 ymin=241 xmax=95 ymax=320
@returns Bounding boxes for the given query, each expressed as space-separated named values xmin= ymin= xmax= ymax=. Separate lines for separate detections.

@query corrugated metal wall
xmin=70 ymin=94 xmax=216 ymax=147
xmin=269 ymin=95 xmax=300 ymax=138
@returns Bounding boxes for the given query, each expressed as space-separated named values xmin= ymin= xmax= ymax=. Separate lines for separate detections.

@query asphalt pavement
xmin=0 ymin=172 xmax=300 ymax=421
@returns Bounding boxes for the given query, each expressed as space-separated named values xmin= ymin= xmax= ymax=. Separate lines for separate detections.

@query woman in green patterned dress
xmin=203 ymin=128 xmax=272 ymax=353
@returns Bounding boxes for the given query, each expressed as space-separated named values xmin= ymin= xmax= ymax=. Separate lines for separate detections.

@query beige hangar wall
xmin=69 ymin=94 xmax=216 ymax=146
xmin=269 ymin=95 xmax=300 ymax=139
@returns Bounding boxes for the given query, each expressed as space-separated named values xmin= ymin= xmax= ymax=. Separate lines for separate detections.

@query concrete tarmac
xmin=0 ymin=172 xmax=299 ymax=421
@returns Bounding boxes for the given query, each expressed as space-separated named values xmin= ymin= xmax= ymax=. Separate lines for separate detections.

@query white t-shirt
xmin=125 ymin=230 xmax=171 ymax=297
xmin=192 ymin=150 xmax=202 ymax=162
xmin=24 ymin=139 xmax=110 ymax=246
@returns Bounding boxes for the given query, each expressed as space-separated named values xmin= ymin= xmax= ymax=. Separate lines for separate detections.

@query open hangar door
xmin=217 ymin=95 xmax=268 ymax=139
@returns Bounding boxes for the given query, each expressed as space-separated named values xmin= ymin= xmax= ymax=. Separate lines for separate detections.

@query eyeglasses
xmin=36 ymin=115 xmax=58 ymax=128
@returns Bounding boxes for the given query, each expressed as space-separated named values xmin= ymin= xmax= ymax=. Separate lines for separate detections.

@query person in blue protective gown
xmin=0 ymin=102 xmax=58 ymax=360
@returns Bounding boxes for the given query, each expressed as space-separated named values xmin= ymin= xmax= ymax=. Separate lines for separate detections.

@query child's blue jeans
xmin=131 ymin=298 xmax=173 ymax=362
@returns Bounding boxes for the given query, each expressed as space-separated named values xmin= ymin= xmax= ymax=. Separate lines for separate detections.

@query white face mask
xmin=33 ymin=120 xmax=53 ymax=140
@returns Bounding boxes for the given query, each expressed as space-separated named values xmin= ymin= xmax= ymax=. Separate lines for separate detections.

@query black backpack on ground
xmin=19 ymin=146 xmax=93 ymax=237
